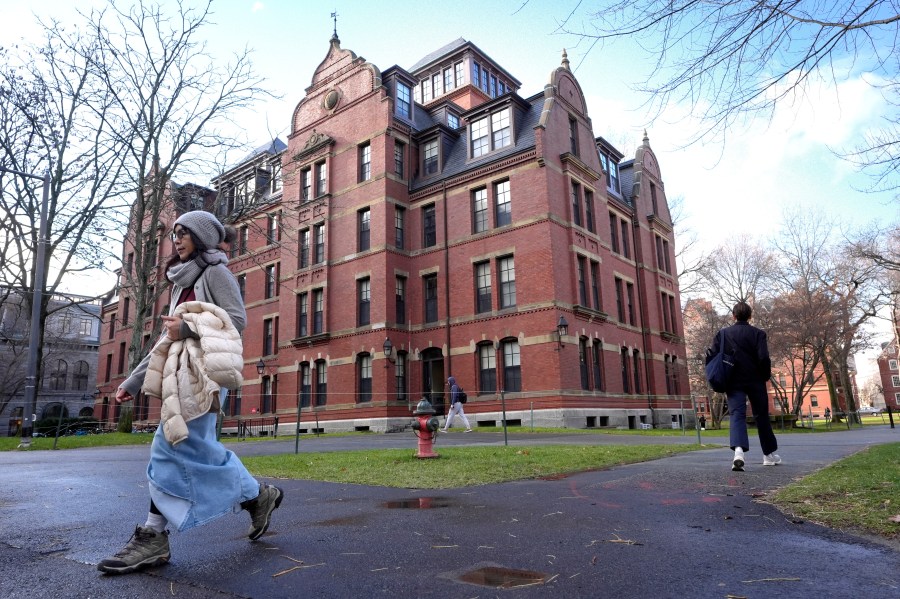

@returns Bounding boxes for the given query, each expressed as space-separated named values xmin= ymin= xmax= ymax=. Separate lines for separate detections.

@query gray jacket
xmin=120 ymin=263 xmax=246 ymax=398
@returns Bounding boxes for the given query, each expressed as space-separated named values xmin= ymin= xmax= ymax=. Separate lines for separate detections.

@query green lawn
xmin=770 ymin=443 xmax=900 ymax=541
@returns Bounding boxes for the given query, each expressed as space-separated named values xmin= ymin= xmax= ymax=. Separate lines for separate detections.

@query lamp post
xmin=1 ymin=166 xmax=51 ymax=448
xmin=495 ymin=340 xmax=508 ymax=446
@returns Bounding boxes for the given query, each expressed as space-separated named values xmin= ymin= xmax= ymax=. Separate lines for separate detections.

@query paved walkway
xmin=0 ymin=426 xmax=897 ymax=598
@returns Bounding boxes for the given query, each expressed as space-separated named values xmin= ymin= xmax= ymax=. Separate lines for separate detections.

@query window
xmin=473 ymin=62 xmax=481 ymax=88
xmin=395 ymin=352 xmax=407 ymax=402
xmin=448 ymin=113 xmax=459 ymax=129
xmin=632 ymin=349 xmax=641 ymax=394
xmin=238 ymin=274 xmax=246 ymax=299
xmin=663 ymin=239 xmax=671 ymax=274
xmin=272 ymin=162 xmax=282 ymax=193
xmin=358 ymin=142 xmax=371 ymax=182
xmin=626 ymin=282 xmax=635 ymax=325
xmin=396 ymin=82 xmax=411 ymax=118
xmin=650 ymin=182 xmax=658 ymax=214
xmin=571 ymin=182 xmax=582 ymax=227
xmin=267 ymin=212 xmax=279 ymax=245
xmin=424 ymin=274 xmax=438 ymax=323
xmin=105 ymin=353 xmax=112 ymax=382
xmin=357 ymin=354 xmax=372 ymax=403
xmin=609 ymin=213 xmax=619 ymax=253
xmin=495 ymin=180 xmax=511 ymax=227
xmin=263 ymin=318 xmax=274 ymax=356
xmin=443 ymin=67 xmax=453 ymax=91
xmin=589 ymin=261 xmax=601 ymax=310
xmin=473 ymin=188 xmax=488 ymax=233
xmin=579 ymin=337 xmax=590 ymax=390
xmin=592 ymin=340 xmax=603 ymax=391
xmin=358 ymin=208 xmax=370 ymax=252
xmin=423 ymin=204 xmax=436 ymax=247
xmin=315 ymin=359 xmax=327 ymax=405
xmin=892 ymin=375 xmax=900 ymax=387
xmin=424 ymin=140 xmax=438 ymax=175
xmin=501 ymin=340 xmax=521 ymax=392
xmin=608 ymin=159 xmax=620 ymax=193
xmin=490 ymin=74 xmax=497 ymax=97
xmin=615 ymin=278 xmax=625 ymax=322
xmin=394 ymin=141 xmax=405 ymax=177
xmin=122 ymin=297 xmax=130 ymax=325
xmin=299 ymin=229 xmax=310 ymax=268
xmin=79 ymin=318 xmax=92 ymax=336
xmin=108 ymin=313 xmax=116 ymax=339
xmin=315 ymin=161 xmax=327 ymax=197
xmin=432 ymin=72 xmax=442 ymax=97
xmin=475 ymin=261 xmax=492 ymax=313
xmin=395 ymin=276 xmax=406 ymax=323
xmin=584 ymin=190 xmax=595 ymax=233
xmin=454 ymin=62 xmax=464 ymax=87
xmin=314 ymin=224 xmax=325 ymax=264
xmin=261 ymin=376 xmax=273 ymax=413
xmin=471 ymin=108 xmax=511 ymax=157
xmin=478 ymin=343 xmax=497 ymax=394
xmin=313 ymin=289 xmax=324 ymax=334
xmin=73 ymin=360 xmax=89 ymax=391
xmin=118 ymin=342 xmax=126 ymax=374
xmin=299 ymin=363 xmax=311 ymax=407
xmin=265 ymin=264 xmax=278 ymax=299
xmin=621 ymin=347 xmax=631 ymax=393
xmin=577 ymin=256 xmax=587 ymax=306
xmin=301 ymin=168 xmax=311 ymax=202
xmin=890 ymin=359 xmax=899 ymax=371
xmin=664 ymin=355 xmax=674 ymax=395
xmin=620 ymin=220 xmax=631 ymax=258
xmin=810 ymin=394 xmax=819 ymax=407
xmin=481 ymin=69 xmax=488 ymax=92
xmin=239 ymin=226 xmax=249 ymax=255
xmin=395 ymin=207 xmax=405 ymax=249
xmin=499 ymin=256 xmax=516 ymax=308
xmin=569 ymin=117 xmax=578 ymax=156
xmin=357 ymin=278 xmax=371 ymax=326
xmin=297 ymin=292 xmax=308 ymax=337
xmin=422 ymin=77 xmax=432 ymax=103
xmin=50 ymin=360 xmax=68 ymax=391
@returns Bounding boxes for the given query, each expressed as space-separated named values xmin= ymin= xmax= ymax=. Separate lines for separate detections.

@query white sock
xmin=144 ymin=512 xmax=168 ymax=533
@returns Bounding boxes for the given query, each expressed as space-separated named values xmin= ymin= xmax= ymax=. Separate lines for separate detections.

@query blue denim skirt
xmin=147 ymin=412 xmax=260 ymax=532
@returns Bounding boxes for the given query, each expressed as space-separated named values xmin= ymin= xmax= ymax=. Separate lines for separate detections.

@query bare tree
xmin=0 ymin=0 xmax=269 ymax=424
xmin=682 ymin=298 xmax=730 ymax=428
xmin=669 ymin=194 xmax=714 ymax=296
xmin=556 ymin=1 xmax=900 ymax=188
xmin=700 ymin=234 xmax=776 ymax=311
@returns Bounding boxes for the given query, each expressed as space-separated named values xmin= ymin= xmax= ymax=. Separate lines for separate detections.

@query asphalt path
xmin=1 ymin=425 xmax=898 ymax=598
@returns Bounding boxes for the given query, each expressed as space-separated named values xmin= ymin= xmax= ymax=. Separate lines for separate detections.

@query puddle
xmin=458 ymin=566 xmax=549 ymax=588
xmin=381 ymin=497 xmax=452 ymax=509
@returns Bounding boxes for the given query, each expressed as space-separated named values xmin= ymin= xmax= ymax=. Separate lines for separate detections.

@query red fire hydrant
xmin=411 ymin=397 xmax=440 ymax=459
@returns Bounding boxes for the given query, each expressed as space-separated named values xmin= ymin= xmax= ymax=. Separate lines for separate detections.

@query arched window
xmin=73 ymin=360 xmax=89 ymax=391
xmin=499 ymin=338 xmax=521 ymax=392
xmin=357 ymin=353 xmax=372 ymax=403
xmin=299 ymin=362 xmax=311 ymax=408
xmin=478 ymin=343 xmax=497 ymax=394
xmin=315 ymin=359 xmax=327 ymax=406
xmin=50 ymin=360 xmax=68 ymax=391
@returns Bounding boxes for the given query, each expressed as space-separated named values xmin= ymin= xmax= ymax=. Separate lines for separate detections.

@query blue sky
xmin=2 ymin=0 xmax=897 ymax=381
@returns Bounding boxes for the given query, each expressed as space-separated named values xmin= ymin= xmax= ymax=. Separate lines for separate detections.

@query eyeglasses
xmin=170 ymin=228 xmax=191 ymax=242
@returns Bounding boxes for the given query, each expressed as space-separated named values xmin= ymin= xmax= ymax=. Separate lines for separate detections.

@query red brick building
xmin=96 ymin=35 xmax=688 ymax=432
xmin=876 ymin=341 xmax=900 ymax=411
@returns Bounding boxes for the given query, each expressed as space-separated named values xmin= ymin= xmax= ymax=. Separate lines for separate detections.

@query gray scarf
xmin=166 ymin=249 xmax=228 ymax=289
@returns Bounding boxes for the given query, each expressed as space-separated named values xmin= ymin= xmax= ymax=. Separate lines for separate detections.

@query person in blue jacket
xmin=707 ymin=301 xmax=780 ymax=471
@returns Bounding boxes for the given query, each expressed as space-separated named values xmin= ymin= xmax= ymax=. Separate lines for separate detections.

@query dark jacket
xmin=706 ymin=321 xmax=771 ymax=389
xmin=448 ymin=376 xmax=460 ymax=404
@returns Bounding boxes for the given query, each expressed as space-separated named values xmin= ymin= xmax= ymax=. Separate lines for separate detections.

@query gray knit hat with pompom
xmin=174 ymin=210 xmax=225 ymax=250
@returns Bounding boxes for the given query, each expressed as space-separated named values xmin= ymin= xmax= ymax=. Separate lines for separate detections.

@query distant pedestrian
xmin=699 ymin=415 xmax=706 ymax=430
xmin=98 ymin=211 xmax=283 ymax=576
xmin=442 ymin=376 xmax=472 ymax=432
xmin=824 ymin=407 xmax=831 ymax=421
xmin=706 ymin=300 xmax=780 ymax=471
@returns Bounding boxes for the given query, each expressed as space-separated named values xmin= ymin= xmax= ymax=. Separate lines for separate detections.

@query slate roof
xmin=409 ymin=95 xmax=544 ymax=192
xmin=408 ymin=38 xmax=468 ymax=73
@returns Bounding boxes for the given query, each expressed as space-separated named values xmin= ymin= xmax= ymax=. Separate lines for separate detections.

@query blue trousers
xmin=727 ymin=383 xmax=778 ymax=455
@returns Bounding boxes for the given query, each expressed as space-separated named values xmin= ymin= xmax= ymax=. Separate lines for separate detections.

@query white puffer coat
xmin=142 ymin=301 xmax=244 ymax=445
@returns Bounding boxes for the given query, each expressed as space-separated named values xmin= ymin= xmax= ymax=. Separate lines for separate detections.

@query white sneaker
xmin=732 ymin=448 xmax=745 ymax=471
xmin=763 ymin=453 xmax=782 ymax=466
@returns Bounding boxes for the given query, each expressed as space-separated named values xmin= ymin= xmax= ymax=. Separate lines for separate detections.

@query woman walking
xmin=98 ymin=211 xmax=283 ymax=575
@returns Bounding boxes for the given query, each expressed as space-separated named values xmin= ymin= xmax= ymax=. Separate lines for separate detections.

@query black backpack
xmin=457 ymin=387 xmax=467 ymax=404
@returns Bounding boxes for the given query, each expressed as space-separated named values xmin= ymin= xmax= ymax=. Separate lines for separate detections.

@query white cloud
xmin=252 ymin=2 xmax=264 ymax=13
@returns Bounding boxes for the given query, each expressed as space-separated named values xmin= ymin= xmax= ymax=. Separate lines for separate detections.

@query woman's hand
xmin=161 ymin=315 xmax=184 ymax=340
xmin=115 ymin=387 xmax=133 ymax=404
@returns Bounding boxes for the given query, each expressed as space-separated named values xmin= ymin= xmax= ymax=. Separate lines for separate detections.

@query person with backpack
xmin=706 ymin=300 xmax=780 ymax=471
xmin=442 ymin=376 xmax=472 ymax=433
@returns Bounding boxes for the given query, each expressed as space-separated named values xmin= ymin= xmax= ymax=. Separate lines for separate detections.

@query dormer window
xmin=599 ymin=151 xmax=621 ymax=194
xmin=448 ymin=114 xmax=459 ymax=129
xmin=423 ymin=140 xmax=439 ymax=175
xmin=470 ymin=107 xmax=511 ymax=158
xmin=396 ymin=82 xmax=411 ymax=118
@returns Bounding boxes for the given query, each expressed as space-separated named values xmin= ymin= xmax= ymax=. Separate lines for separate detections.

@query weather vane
xmin=331 ymin=10 xmax=338 ymax=37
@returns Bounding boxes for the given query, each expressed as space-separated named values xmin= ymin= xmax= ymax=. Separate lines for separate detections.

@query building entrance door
xmin=420 ymin=348 xmax=445 ymax=415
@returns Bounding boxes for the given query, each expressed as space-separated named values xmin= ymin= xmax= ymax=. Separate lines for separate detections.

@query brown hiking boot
xmin=97 ymin=525 xmax=170 ymax=575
